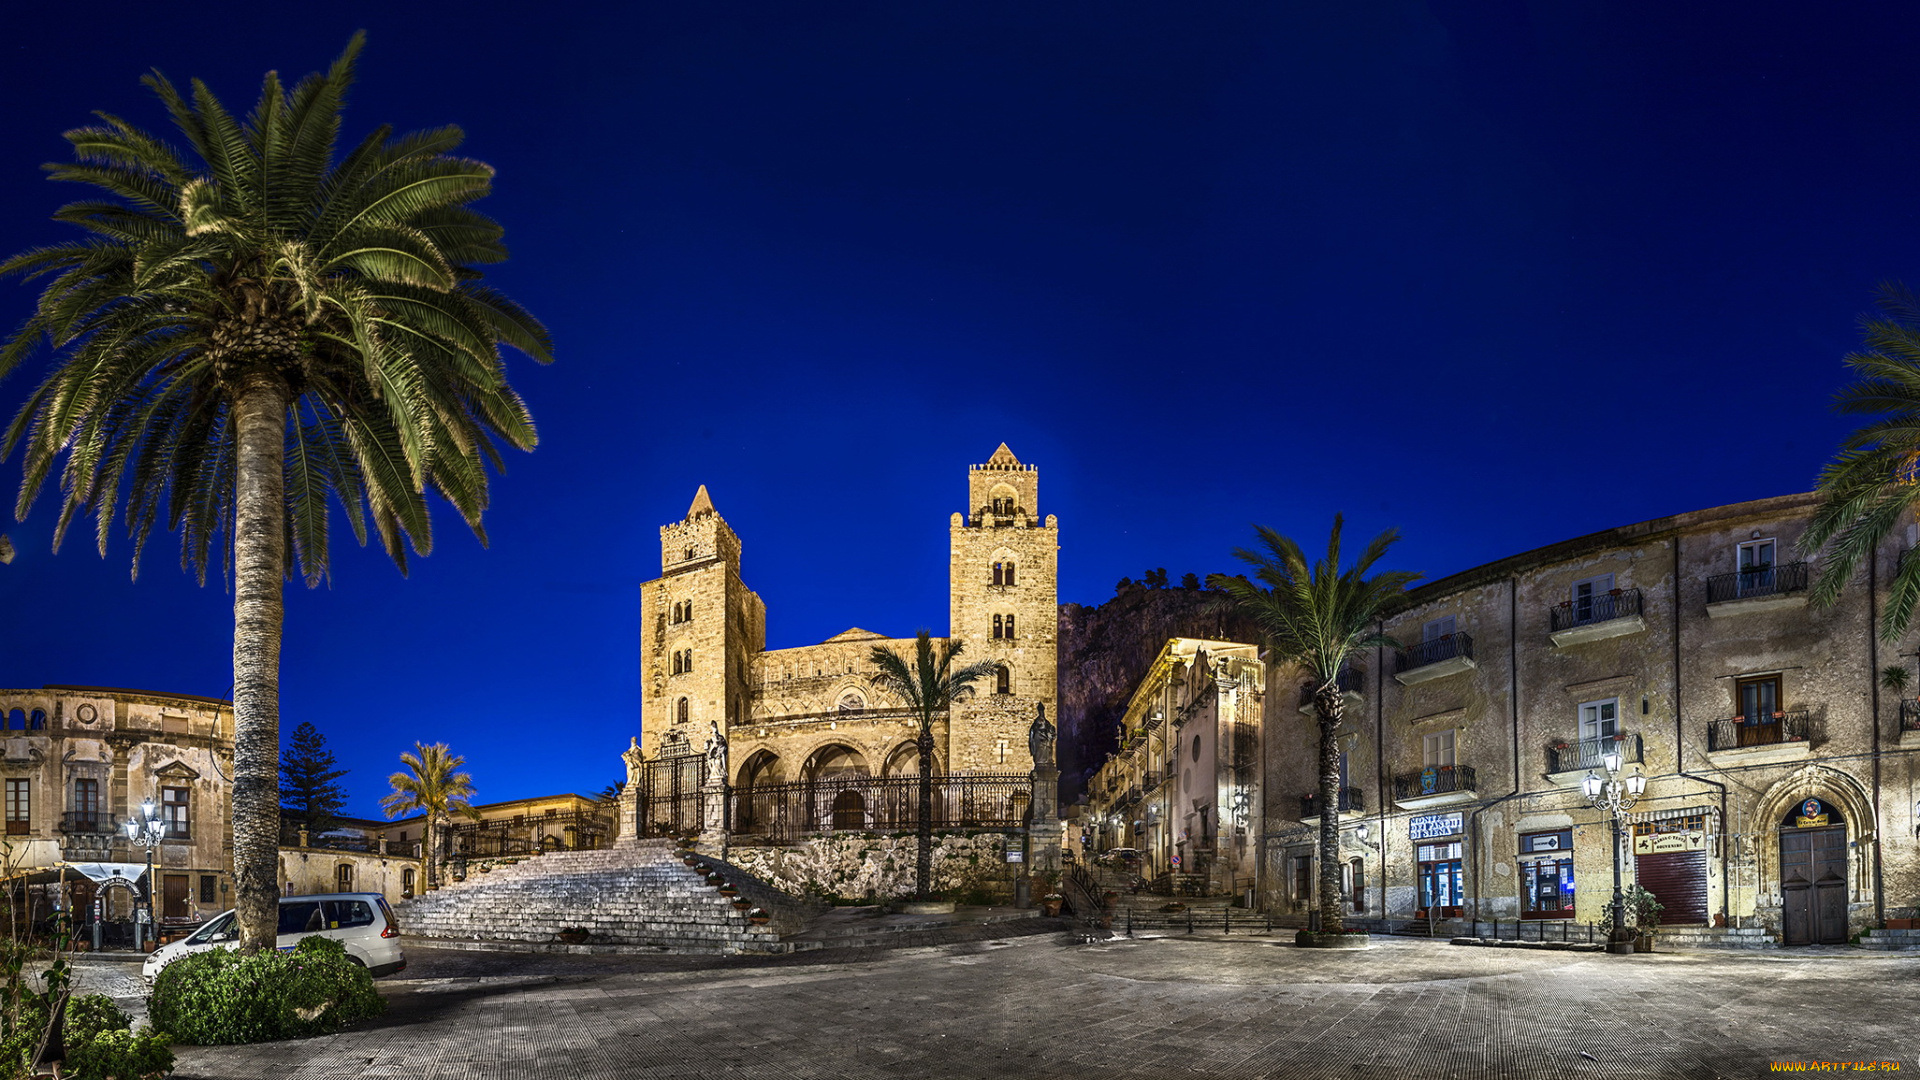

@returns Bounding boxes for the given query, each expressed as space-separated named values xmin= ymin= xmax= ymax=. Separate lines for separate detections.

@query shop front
xmin=1520 ymin=829 xmax=1575 ymax=919
xmin=1411 ymin=811 xmax=1464 ymax=919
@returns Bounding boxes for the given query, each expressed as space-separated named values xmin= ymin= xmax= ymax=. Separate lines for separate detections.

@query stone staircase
xmin=1860 ymin=927 xmax=1920 ymax=951
xmin=395 ymin=839 xmax=818 ymax=955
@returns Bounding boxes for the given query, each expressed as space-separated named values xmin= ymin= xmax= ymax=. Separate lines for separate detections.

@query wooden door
xmin=162 ymin=875 xmax=190 ymax=921
xmin=1781 ymin=826 xmax=1847 ymax=945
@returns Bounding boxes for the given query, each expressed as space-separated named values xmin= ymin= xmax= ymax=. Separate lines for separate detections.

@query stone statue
xmin=705 ymin=719 xmax=728 ymax=783
xmin=623 ymin=737 xmax=645 ymax=788
xmin=1027 ymin=703 xmax=1056 ymax=768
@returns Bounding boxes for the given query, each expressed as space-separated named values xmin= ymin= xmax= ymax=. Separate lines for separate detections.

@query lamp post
xmin=1580 ymin=750 xmax=1647 ymax=954
xmin=122 ymin=799 xmax=166 ymax=952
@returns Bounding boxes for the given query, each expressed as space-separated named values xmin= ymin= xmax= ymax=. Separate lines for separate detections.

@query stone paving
xmin=165 ymin=932 xmax=1920 ymax=1079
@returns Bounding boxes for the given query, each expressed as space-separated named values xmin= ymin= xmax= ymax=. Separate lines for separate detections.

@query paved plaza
xmin=153 ymin=931 xmax=1918 ymax=1079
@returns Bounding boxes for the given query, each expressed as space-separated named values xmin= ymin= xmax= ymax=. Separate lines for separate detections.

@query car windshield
xmin=185 ymin=911 xmax=235 ymax=944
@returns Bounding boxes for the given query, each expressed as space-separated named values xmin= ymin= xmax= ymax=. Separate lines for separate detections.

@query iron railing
xmin=1297 ymin=667 xmax=1366 ymax=709
xmin=1546 ymin=734 xmax=1644 ymax=775
xmin=1550 ymin=588 xmax=1642 ymax=632
xmin=639 ymin=751 xmax=709 ymax=838
xmin=730 ymin=773 xmax=1033 ymax=845
xmin=1708 ymin=707 xmax=1811 ymax=751
xmin=1705 ymin=562 xmax=1809 ymax=604
xmin=1143 ymin=771 xmax=1165 ymax=791
xmin=1902 ymin=699 xmax=1920 ymax=733
xmin=1300 ymin=788 xmax=1364 ymax=819
xmin=1392 ymin=764 xmax=1478 ymax=801
xmin=58 ymin=812 xmax=113 ymax=834
xmin=1396 ymin=633 xmax=1473 ymax=674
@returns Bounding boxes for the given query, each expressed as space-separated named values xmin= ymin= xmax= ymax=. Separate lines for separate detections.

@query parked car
xmin=142 ymin=892 xmax=406 ymax=985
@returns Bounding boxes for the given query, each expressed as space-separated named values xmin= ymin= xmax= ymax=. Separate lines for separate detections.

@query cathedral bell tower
xmin=639 ymin=486 xmax=766 ymax=769
xmin=947 ymin=444 xmax=1059 ymax=773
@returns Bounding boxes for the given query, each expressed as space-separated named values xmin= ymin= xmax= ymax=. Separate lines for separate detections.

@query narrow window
xmin=684 ymin=600 xmax=693 ymax=620
xmin=672 ymin=652 xmax=682 ymax=675
xmin=1577 ymin=699 xmax=1619 ymax=766
xmin=4 ymin=779 xmax=26 ymax=836
xmin=200 ymin=874 xmax=216 ymax=904
xmin=1005 ymin=562 xmax=1017 ymax=586
xmin=72 ymin=778 xmax=99 ymax=828
xmin=1006 ymin=614 xmax=1016 ymax=638
xmin=1422 ymin=729 xmax=1456 ymax=768
xmin=683 ymin=650 xmax=692 ymax=673
xmin=993 ymin=614 xmax=1003 ymax=639
xmin=162 ymin=786 xmax=190 ymax=839
xmin=992 ymin=562 xmax=1003 ymax=587
xmin=996 ymin=666 xmax=1011 ymax=695
xmin=337 ymin=863 xmax=354 ymax=891
xmin=402 ymin=868 xmax=416 ymax=897
xmin=1570 ymin=574 xmax=1615 ymax=625
xmin=677 ymin=697 xmax=690 ymax=724
xmin=1736 ymin=538 xmax=1777 ymax=597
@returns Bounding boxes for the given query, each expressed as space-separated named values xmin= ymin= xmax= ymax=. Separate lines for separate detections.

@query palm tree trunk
xmin=422 ymin=816 xmax=437 ymax=889
xmin=230 ymin=375 xmax=287 ymax=953
xmin=1315 ymin=690 xmax=1345 ymax=935
xmin=916 ymin=727 xmax=935 ymax=900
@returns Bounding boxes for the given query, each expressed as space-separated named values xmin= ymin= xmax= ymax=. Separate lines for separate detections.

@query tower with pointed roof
xmin=639 ymin=486 xmax=766 ymax=764
xmin=947 ymin=444 xmax=1060 ymax=772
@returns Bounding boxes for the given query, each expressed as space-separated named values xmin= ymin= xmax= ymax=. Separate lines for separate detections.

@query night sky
xmin=0 ymin=3 xmax=1911 ymax=815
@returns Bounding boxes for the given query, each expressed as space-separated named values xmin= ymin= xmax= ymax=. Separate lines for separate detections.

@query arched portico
xmin=1747 ymin=766 xmax=1876 ymax=944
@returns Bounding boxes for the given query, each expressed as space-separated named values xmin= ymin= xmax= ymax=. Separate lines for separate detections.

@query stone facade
xmin=726 ymin=833 xmax=1019 ymax=902
xmin=1082 ymin=640 xmax=1265 ymax=896
xmin=278 ymin=843 xmax=420 ymax=907
xmin=1261 ymin=491 xmax=1920 ymax=945
xmin=0 ymin=686 xmax=234 ymax=927
xmin=634 ymin=444 xmax=1060 ymax=823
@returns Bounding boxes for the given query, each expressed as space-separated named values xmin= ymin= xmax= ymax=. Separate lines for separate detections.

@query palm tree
xmin=0 ymin=36 xmax=551 ymax=950
xmin=1803 ymin=283 xmax=1920 ymax=641
xmin=868 ymin=631 xmax=997 ymax=900
xmin=380 ymin=742 xmax=479 ymax=890
xmin=1210 ymin=517 xmax=1418 ymax=935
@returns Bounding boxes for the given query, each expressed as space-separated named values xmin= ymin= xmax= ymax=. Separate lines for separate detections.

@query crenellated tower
xmin=947 ymin=444 xmax=1060 ymax=773
xmin=639 ymin=486 xmax=765 ymax=767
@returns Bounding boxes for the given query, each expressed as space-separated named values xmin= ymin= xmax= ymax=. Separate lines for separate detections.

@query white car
xmin=142 ymin=892 xmax=406 ymax=984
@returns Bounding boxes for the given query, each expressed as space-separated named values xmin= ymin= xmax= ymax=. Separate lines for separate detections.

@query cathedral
xmin=635 ymin=444 xmax=1060 ymax=826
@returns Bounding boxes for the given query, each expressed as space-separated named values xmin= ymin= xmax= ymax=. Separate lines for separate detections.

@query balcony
xmin=1705 ymin=562 xmax=1809 ymax=617
xmin=1296 ymin=667 xmax=1366 ymax=717
xmin=1544 ymin=734 xmax=1643 ymax=787
xmin=1299 ymin=788 xmax=1364 ymax=824
xmin=1143 ymin=771 xmax=1166 ymax=792
xmin=58 ymin=811 xmax=115 ymax=834
xmin=1548 ymin=589 xmax=1647 ymax=648
xmin=1706 ymin=708 xmax=1812 ymax=764
xmin=1393 ymin=633 xmax=1476 ymax=686
xmin=1392 ymin=764 xmax=1479 ymax=809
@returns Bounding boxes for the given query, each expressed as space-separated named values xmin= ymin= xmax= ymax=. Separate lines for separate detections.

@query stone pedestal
xmin=701 ymin=780 xmax=729 ymax=857
xmin=1027 ymin=764 xmax=1063 ymax=876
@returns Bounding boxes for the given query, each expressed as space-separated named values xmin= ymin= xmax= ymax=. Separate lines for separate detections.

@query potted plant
xmin=731 ymin=898 xmax=751 ymax=912
xmin=1040 ymin=893 xmax=1064 ymax=917
xmin=747 ymin=907 xmax=772 ymax=926
xmin=1627 ymin=885 xmax=1662 ymax=952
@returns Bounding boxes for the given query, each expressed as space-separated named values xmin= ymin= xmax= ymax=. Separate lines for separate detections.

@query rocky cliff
xmin=1055 ymin=583 xmax=1263 ymax=804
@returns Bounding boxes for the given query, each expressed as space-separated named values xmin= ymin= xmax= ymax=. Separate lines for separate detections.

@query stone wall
xmin=727 ymin=833 xmax=1023 ymax=902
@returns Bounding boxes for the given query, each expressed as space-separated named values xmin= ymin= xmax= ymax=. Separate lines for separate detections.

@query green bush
xmin=148 ymin=936 xmax=385 ymax=1045
xmin=61 ymin=1022 xmax=173 ymax=1080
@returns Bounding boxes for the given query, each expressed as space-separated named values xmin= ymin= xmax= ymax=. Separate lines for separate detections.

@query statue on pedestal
xmin=1027 ymin=703 xmax=1056 ymax=769
xmin=705 ymin=719 xmax=728 ymax=785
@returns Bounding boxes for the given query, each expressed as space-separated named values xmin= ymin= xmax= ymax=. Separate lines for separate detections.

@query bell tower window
xmin=993 ymin=614 xmax=1003 ymax=639
xmin=996 ymin=665 xmax=1011 ymax=695
xmin=1004 ymin=562 xmax=1017 ymax=586
xmin=1005 ymin=614 xmax=1015 ymax=638
xmin=992 ymin=562 xmax=1003 ymax=586
xmin=677 ymin=697 xmax=689 ymax=724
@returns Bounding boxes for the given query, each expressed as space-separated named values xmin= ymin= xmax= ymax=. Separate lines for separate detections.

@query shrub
xmin=62 ymin=1024 xmax=173 ymax=1080
xmin=148 ymin=936 xmax=385 ymax=1045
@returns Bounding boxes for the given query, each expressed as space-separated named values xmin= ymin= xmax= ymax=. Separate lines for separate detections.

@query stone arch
xmin=735 ymin=748 xmax=785 ymax=788
xmin=803 ymin=742 xmax=870 ymax=782
xmin=28 ymin=710 xmax=45 ymax=731
xmin=5 ymin=709 xmax=21 ymax=731
xmin=832 ymin=683 xmax=868 ymax=712
xmin=882 ymin=740 xmax=941 ymax=777
xmin=1746 ymin=765 xmax=1877 ymax=913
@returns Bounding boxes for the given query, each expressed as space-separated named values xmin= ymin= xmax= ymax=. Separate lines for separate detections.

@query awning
xmin=1625 ymin=805 xmax=1718 ymax=827
xmin=2 ymin=862 xmax=148 ymax=888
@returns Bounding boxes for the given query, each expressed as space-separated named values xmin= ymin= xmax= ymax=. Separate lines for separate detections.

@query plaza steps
xmin=1860 ymin=927 xmax=1920 ymax=950
xmin=394 ymin=839 xmax=823 ymax=955
xmin=1656 ymin=926 xmax=1777 ymax=949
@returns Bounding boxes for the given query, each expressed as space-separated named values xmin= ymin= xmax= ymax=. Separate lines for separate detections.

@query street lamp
xmin=123 ymin=799 xmax=166 ymax=952
xmin=1580 ymin=751 xmax=1647 ymax=954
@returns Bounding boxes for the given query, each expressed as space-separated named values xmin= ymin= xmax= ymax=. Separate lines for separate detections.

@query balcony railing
xmin=1902 ymin=699 xmax=1920 ymax=733
xmin=1707 ymin=707 xmax=1811 ymax=751
xmin=58 ymin=812 xmax=114 ymax=834
xmin=1550 ymin=588 xmax=1642 ymax=632
xmin=1392 ymin=764 xmax=1477 ymax=801
xmin=1299 ymin=788 xmax=1363 ymax=819
xmin=1547 ymin=734 xmax=1643 ymax=775
xmin=1705 ymin=562 xmax=1809 ymax=605
xmin=1396 ymin=633 xmax=1473 ymax=674
xmin=1143 ymin=771 xmax=1166 ymax=791
xmin=1297 ymin=667 xmax=1366 ymax=710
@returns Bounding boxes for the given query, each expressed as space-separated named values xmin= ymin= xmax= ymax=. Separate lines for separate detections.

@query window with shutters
xmin=4 ymin=779 xmax=26 ymax=836
xmin=162 ymin=787 xmax=190 ymax=839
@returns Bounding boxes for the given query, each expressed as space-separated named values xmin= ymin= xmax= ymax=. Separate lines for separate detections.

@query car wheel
xmin=345 ymin=955 xmax=366 ymax=968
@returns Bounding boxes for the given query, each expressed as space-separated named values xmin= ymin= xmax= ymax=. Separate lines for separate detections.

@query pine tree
xmin=280 ymin=722 xmax=349 ymax=837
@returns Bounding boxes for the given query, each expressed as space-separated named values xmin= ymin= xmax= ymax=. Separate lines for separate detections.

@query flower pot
xmin=1633 ymin=934 xmax=1653 ymax=953
xmin=748 ymin=910 xmax=771 ymax=925
xmin=719 ymin=887 xmax=739 ymax=898
xmin=1040 ymin=899 xmax=1063 ymax=917
xmin=682 ymin=855 xmax=699 ymax=867
xmin=732 ymin=900 xmax=751 ymax=912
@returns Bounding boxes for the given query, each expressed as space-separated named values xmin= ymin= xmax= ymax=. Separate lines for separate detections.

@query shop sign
xmin=1795 ymin=798 xmax=1830 ymax=829
xmin=1632 ymin=832 xmax=1700 ymax=855
xmin=1409 ymin=812 xmax=1463 ymax=841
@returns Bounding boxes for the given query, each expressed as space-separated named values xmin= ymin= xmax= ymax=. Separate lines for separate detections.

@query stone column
xmin=1028 ymin=762 xmax=1063 ymax=876
xmin=700 ymin=777 xmax=729 ymax=858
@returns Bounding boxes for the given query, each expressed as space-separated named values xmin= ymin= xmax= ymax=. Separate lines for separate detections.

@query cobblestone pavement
xmin=169 ymin=934 xmax=1920 ymax=1079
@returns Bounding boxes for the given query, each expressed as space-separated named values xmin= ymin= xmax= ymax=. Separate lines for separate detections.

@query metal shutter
xmin=1634 ymin=850 xmax=1708 ymax=926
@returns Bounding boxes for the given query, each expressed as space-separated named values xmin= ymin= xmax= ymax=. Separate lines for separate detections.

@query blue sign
xmin=1409 ymin=812 xmax=1464 ymax=841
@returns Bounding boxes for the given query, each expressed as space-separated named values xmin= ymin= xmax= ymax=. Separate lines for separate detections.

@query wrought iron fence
xmin=1300 ymin=788 xmax=1364 ymax=818
xmin=639 ymin=752 xmax=709 ymax=838
xmin=1705 ymin=562 xmax=1809 ymax=604
xmin=1396 ymin=633 xmax=1473 ymax=673
xmin=58 ymin=812 xmax=114 ymax=834
xmin=731 ymin=773 xmax=1033 ymax=845
xmin=1546 ymin=733 xmax=1643 ymax=774
xmin=1550 ymin=588 xmax=1642 ymax=632
xmin=1707 ymin=707 xmax=1811 ymax=751
xmin=1391 ymin=764 xmax=1477 ymax=801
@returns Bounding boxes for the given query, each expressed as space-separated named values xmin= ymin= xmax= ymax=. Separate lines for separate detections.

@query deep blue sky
xmin=0 ymin=2 xmax=1910 ymax=814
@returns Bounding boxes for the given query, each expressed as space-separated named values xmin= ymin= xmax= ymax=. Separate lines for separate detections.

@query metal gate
xmin=1634 ymin=849 xmax=1708 ymax=926
xmin=639 ymin=752 xmax=709 ymax=838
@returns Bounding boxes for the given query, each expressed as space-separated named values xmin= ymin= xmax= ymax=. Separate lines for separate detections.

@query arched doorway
xmin=733 ymin=750 xmax=785 ymax=834
xmin=1779 ymin=798 xmax=1847 ymax=946
xmin=831 ymin=789 xmax=866 ymax=831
